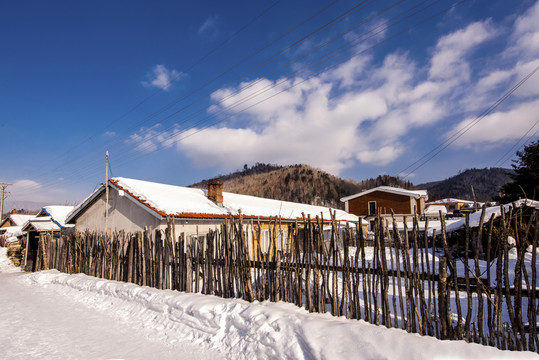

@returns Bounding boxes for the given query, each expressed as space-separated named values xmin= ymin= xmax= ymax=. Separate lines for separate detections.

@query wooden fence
xmin=36 ymin=205 xmax=538 ymax=353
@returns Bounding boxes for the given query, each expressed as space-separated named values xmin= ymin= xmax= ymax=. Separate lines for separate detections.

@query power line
xmin=111 ymin=0 xmax=464 ymax=169
xmin=27 ymin=0 xmax=283 ymax=182
xmin=21 ymin=0 xmax=402 ymax=191
xmin=493 ymin=123 xmax=539 ymax=167
xmin=25 ymin=0 xmax=453 ymax=195
xmin=47 ymin=0 xmax=366 ymax=175
xmin=115 ymin=0 xmax=440 ymax=159
xmin=397 ymin=63 xmax=539 ymax=179
xmin=19 ymin=0 xmax=462 ymax=196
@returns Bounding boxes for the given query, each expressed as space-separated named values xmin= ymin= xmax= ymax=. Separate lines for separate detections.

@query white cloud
xmin=429 ymin=20 xmax=497 ymax=82
xmin=173 ymin=51 xmax=439 ymax=174
xmin=513 ymin=59 xmax=539 ymax=97
xmin=128 ymin=124 xmax=179 ymax=153
xmin=7 ymin=179 xmax=45 ymax=204
xmin=198 ymin=15 xmax=220 ymax=38
xmin=511 ymin=1 xmax=539 ymax=59
xmin=128 ymin=5 xmax=539 ymax=176
xmin=2 ymin=179 xmax=77 ymax=210
xmin=449 ymin=98 xmax=539 ymax=147
xmin=142 ymin=64 xmax=183 ymax=91
xmin=356 ymin=145 xmax=403 ymax=166
xmin=474 ymin=70 xmax=514 ymax=96
xmin=459 ymin=60 xmax=539 ymax=113
xmin=323 ymin=55 xmax=370 ymax=88
xmin=133 ymin=33 xmax=489 ymax=174
xmin=11 ymin=179 xmax=42 ymax=192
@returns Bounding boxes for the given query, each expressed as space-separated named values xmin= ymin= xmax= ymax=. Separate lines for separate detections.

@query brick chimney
xmin=207 ymin=179 xmax=223 ymax=204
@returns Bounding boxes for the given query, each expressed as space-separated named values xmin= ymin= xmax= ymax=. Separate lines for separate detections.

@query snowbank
xmin=0 ymin=247 xmax=21 ymax=273
xmin=1 ymin=246 xmax=537 ymax=359
xmin=18 ymin=268 xmax=536 ymax=360
xmin=1 ymin=225 xmax=23 ymax=238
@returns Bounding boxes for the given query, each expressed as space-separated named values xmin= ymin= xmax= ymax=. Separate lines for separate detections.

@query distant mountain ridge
xmin=191 ymin=163 xmax=413 ymax=209
xmin=191 ymin=164 xmax=513 ymax=207
xmin=417 ymin=168 xmax=513 ymax=202
xmin=1 ymin=167 xmax=513 ymax=219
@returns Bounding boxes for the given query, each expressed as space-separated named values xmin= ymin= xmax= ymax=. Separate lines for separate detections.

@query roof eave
xmin=66 ymin=185 xmax=107 ymax=224
xmin=340 ymin=187 xmax=427 ymax=202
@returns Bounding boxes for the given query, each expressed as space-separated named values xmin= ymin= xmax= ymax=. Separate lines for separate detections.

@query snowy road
xmin=0 ymin=271 xmax=218 ymax=360
xmin=1 ymin=248 xmax=537 ymax=360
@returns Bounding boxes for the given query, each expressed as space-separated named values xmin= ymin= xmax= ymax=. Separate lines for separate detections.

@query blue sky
xmin=2 ymin=0 xmax=539 ymax=209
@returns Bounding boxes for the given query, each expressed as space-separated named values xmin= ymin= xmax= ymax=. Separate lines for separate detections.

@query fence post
xmin=438 ymin=256 xmax=449 ymax=340
xmin=186 ymin=240 xmax=193 ymax=293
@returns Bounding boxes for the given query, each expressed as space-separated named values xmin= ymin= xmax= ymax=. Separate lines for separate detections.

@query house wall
xmin=75 ymin=188 xmax=161 ymax=232
xmin=1 ymin=219 xmax=15 ymax=228
xmin=415 ymin=197 xmax=425 ymax=214
xmin=75 ymin=187 xmax=353 ymax=260
xmin=75 ymin=188 xmax=236 ymax=235
xmin=73 ymin=187 xmax=262 ymax=257
xmin=167 ymin=220 xmax=296 ymax=260
xmin=346 ymin=191 xmax=421 ymax=217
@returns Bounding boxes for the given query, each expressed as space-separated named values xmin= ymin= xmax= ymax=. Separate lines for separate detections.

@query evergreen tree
xmin=496 ymin=140 xmax=539 ymax=203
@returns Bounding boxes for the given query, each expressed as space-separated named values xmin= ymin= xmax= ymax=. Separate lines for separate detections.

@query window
xmin=368 ymin=201 xmax=376 ymax=216
xmin=259 ymin=228 xmax=289 ymax=253
xmin=277 ymin=228 xmax=288 ymax=252
xmin=260 ymin=230 xmax=270 ymax=254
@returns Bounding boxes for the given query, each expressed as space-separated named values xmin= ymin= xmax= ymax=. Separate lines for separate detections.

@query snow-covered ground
xmin=1 ymin=248 xmax=537 ymax=359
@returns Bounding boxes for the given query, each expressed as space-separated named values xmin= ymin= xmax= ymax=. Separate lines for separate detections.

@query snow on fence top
xmin=426 ymin=197 xmax=475 ymax=205
xmin=424 ymin=205 xmax=447 ymax=216
xmin=445 ymin=199 xmax=539 ymax=232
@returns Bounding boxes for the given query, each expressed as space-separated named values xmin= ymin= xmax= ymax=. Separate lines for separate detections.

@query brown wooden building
xmin=340 ymin=186 xmax=428 ymax=219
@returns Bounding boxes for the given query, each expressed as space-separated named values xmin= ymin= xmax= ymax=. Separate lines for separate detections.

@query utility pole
xmin=105 ymin=151 xmax=109 ymax=234
xmin=0 ymin=183 xmax=12 ymax=223
xmin=471 ymin=185 xmax=477 ymax=209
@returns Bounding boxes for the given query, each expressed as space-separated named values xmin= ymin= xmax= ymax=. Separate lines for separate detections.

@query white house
xmin=66 ymin=177 xmax=360 ymax=258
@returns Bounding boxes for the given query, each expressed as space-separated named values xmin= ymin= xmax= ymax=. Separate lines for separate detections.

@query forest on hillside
xmin=417 ymin=168 xmax=513 ymax=202
xmin=192 ymin=163 xmax=413 ymax=209
xmin=192 ymin=164 xmax=514 ymax=207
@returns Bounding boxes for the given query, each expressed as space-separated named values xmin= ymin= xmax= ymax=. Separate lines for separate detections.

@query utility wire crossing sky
xmin=1 ymin=0 xmax=538 ymax=209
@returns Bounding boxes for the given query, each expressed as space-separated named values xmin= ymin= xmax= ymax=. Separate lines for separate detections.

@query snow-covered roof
xmin=446 ymin=199 xmax=539 ymax=232
xmin=67 ymin=177 xmax=359 ymax=223
xmin=1 ymin=214 xmax=37 ymax=227
xmin=38 ymin=205 xmax=75 ymax=228
xmin=22 ymin=217 xmax=62 ymax=232
xmin=426 ymin=198 xmax=475 ymax=205
xmin=340 ymin=186 xmax=428 ymax=202
xmin=389 ymin=218 xmax=461 ymax=236
xmin=0 ymin=225 xmax=23 ymax=237
xmin=424 ymin=205 xmax=447 ymax=216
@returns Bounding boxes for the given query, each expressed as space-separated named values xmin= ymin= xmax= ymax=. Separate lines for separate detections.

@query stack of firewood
xmin=6 ymin=240 xmax=23 ymax=267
